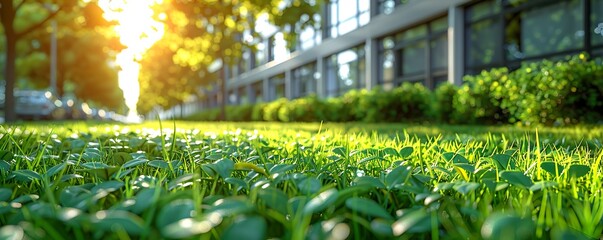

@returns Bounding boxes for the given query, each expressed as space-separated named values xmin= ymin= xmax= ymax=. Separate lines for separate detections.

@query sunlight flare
xmin=99 ymin=0 xmax=165 ymax=121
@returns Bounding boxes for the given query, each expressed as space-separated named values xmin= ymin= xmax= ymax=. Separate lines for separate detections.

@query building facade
xmin=163 ymin=0 xmax=603 ymax=118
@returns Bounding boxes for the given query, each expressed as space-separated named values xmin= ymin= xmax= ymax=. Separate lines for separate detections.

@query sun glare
xmin=99 ymin=0 xmax=165 ymax=122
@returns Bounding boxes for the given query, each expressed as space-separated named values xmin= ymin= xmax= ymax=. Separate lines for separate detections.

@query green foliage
xmin=278 ymin=94 xmax=327 ymax=122
xmin=1 ymin=122 xmax=603 ymax=239
xmin=432 ymin=83 xmax=458 ymax=124
xmin=226 ymin=104 xmax=254 ymax=122
xmin=262 ymin=98 xmax=288 ymax=122
xmin=501 ymin=54 xmax=603 ymax=125
xmin=388 ymin=83 xmax=432 ymax=122
xmin=454 ymin=67 xmax=510 ymax=124
xmin=251 ymin=103 xmax=267 ymax=121
xmin=186 ymin=53 xmax=602 ymax=126
xmin=184 ymin=108 xmax=220 ymax=121
xmin=453 ymin=54 xmax=603 ymax=126
xmin=353 ymin=84 xmax=431 ymax=123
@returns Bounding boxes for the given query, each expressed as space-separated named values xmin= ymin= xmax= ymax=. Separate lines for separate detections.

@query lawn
xmin=0 ymin=121 xmax=602 ymax=239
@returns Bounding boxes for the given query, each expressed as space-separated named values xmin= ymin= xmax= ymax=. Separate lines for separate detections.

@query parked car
xmin=15 ymin=90 xmax=65 ymax=120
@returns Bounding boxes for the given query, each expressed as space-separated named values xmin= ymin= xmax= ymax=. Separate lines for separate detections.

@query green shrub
xmin=454 ymin=67 xmax=510 ymax=124
xmin=389 ymin=82 xmax=432 ymax=122
xmin=322 ymin=98 xmax=348 ymax=122
xmin=278 ymin=94 xmax=327 ymax=122
xmin=349 ymin=83 xmax=431 ymax=123
xmin=339 ymin=89 xmax=367 ymax=122
xmin=251 ymin=103 xmax=267 ymax=121
xmin=262 ymin=98 xmax=288 ymax=122
xmin=184 ymin=108 xmax=221 ymax=121
xmin=225 ymin=104 xmax=254 ymax=121
xmin=503 ymin=54 xmax=603 ymax=125
xmin=184 ymin=54 xmax=602 ymax=125
xmin=433 ymin=82 xmax=458 ymax=123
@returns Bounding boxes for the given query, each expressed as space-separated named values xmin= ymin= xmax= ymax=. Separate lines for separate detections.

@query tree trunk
xmin=1 ymin=1 xmax=17 ymax=123
xmin=4 ymin=33 xmax=17 ymax=122
xmin=218 ymin=66 xmax=226 ymax=121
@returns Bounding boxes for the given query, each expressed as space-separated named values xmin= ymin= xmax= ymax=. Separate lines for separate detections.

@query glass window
xmin=381 ymin=49 xmax=395 ymax=90
xmin=466 ymin=0 xmax=501 ymax=22
xmin=378 ymin=0 xmax=409 ymax=15
xmin=299 ymin=23 xmax=322 ymax=50
xmin=327 ymin=0 xmax=371 ymax=38
xmin=269 ymin=33 xmax=289 ymax=62
xmin=431 ymin=34 xmax=448 ymax=70
xmin=431 ymin=17 xmax=448 ymax=33
xmin=228 ymin=90 xmax=237 ymax=104
xmin=325 ymin=46 xmax=366 ymax=97
xmin=466 ymin=18 xmax=503 ymax=67
xmin=378 ymin=17 xmax=448 ymax=89
xmin=252 ymin=82 xmax=264 ymax=103
xmin=592 ymin=0 xmax=603 ymax=46
xmin=292 ymin=62 xmax=317 ymax=98
xmin=398 ymin=25 xmax=427 ymax=42
xmin=240 ymin=49 xmax=251 ymax=73
xmin=255 ymin=41 xmax=266 ymax=66
xmin=238 ymin=87 xmax=249 ymax=104
xmin=505 ymin=0 xmax=584 ymax=60
xmin=269 ymin=74 xmax=285 ymax=100
xmin=326 ymin=57 xmax=338 ymax=98
xmin=401 ymin=41 xmax=426 ymax=76
xmin=338 ymin=1 xmax=357 ymax=22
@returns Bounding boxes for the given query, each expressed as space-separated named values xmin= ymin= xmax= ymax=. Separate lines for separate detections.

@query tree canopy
xmin=1 ymin=0 xmax=125 ymax=121
xmin=137 ymin=0 xmax=320 ymax=116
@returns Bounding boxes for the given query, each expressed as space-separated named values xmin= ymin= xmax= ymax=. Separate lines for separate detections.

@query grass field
xmin=0 ymin=121 xmax=602 ymax=239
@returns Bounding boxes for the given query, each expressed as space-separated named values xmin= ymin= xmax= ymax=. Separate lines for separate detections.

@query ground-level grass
xmin=0 ymin=121 xmax=602 ymax=239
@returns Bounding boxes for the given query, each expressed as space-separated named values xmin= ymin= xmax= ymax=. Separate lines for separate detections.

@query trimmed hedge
xmin=502 ymin=54 xmax=603 ymax=125
xmin=453 ymin=67 xmax=510 ymax=124
xmin=184 ymin=54 xmax=603 ymax=125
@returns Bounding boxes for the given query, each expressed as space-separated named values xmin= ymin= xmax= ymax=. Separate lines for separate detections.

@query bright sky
xmin=98 ymin=0 xmax=165 ymax=120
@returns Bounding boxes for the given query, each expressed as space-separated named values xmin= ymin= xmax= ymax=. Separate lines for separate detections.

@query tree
xmin=1 ymin=1 xmax=126 ymax=118
xmin=138 ymin=32 xmax=206 ymax=114
xmin=20 ymin=2 xmax=125 ymax=109
xmin=137 ymin=0 xmax=320 ymax=119
xmin=1 ymin=0 xmax=80 ymax=122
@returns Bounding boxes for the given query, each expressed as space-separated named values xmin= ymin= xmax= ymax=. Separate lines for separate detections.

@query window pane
xmin=382 ymin=36 xmax=395 ymax=50
xmin=380 ymin=0 xmax=396 ymax=14
xmin=505 ymin=0 xmax=584 ymax=60
xmin=592 ymin=0 xmax=603 ymax=46
xmin=466 ymin=18 xmax=502 ymax=67
xmin=326 ymin=58 xmax=338 ymax=97
xmin=431 ymin=34 xmax=448 ymax=70
xmin=251 ymin=82 xmax=262 ymax=103
xmin=338 ymin=63 xmax=355 ymax=94
xmin=382 ymin=50 xmax=395 ymax=90
xmin=359 ymin=0 xmax=370 ymax=14
xmin=466 ymin=0 xmax=501 ymax=22
xmin=431 ymin=17 xmax=448 ymax=33
xmin=359 ymin=12 xmax=370 ymax=26
xmin=339 ymin=19 xmax=357 ymax=36
xmin=292 ymin=63 xmax=317 ymax=98
xmin=399 ymin=25 xmax=427 ymax=42
xmin=358 ymin=57 xmax=366 ymax=89
xmin=330 ymin=2 xmax=338 ymax=25
xmin=339 ymin=0 xmax=356 ymax=22
xmin=255 ymin=42 xmax=266 ymax=65
xmin=270 ymin=75 xmax=285 ymax=100
xmin=239 ymin=87 xmax=249 ymax=104
xmin=401 ymin=41 xmax=426 ymax=76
